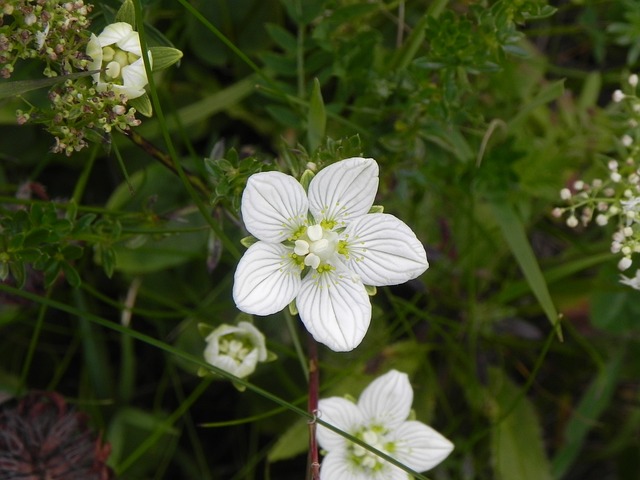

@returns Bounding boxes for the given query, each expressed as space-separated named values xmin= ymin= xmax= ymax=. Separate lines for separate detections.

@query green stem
xmin=18 ymin=287 xmax=52 ymax=393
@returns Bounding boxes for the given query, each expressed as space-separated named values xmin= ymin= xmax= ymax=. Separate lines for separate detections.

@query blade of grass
xmin=489 ymin=201 xmax=562 ymax=339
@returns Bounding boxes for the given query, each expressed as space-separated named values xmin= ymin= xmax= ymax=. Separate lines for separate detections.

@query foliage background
xmin=1 ymin=0 xmax=640 ymax=479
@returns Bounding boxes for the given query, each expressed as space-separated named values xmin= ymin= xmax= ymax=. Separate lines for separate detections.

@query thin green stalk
xmin=18 ymin=287 xmax=52 ymax=393
xmin=71 ymin=144 xmax=99 ymax=204
xmin=284 ymin=308 xmax=309 ymax=380
xmin=117 ymin=376 xmax=214 ymax=474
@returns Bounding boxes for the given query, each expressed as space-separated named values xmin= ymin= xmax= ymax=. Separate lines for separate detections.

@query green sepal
xmin=288 ymin=299 xmax=298 ymax=316
xmin=148 ymin=47 xmax=184 ymax=71
xmin=344 ymin=393 xmax=357 ymax=403
xmin=365 ymin=285 xmax=377 ymax=296
xmin=198 ymin=322 xmax=216 ymax=337
xmin=196 ymin=366 xmax=210 ymax=377
xmin=299 ymin=169 xmax=315 ymax=191
xmin=240 ymin=236 xmax=258 ymax=248
xmin=128 ymin=93 xmax=152 ymax=117
xmin=234 ymin=312 xmax=254 ymax=323
xmin=265 ymin=351 xmax=278 ymax=363
xmin=232 ymin=381 xmax=247 ymax=392
xmin=368 ymin=205 xmax=384 ymax=214
xmin=115 ymin=0 xmax=136 ymax=26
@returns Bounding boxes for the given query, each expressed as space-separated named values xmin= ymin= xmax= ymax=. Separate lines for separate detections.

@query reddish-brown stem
xmin=307 ymin=334 xmax=320 ymax=480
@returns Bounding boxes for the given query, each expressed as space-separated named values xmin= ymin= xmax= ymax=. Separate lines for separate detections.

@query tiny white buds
xmin=596 ymin=214 xmax=608 ymax=226
xmin=566 ymin=215 xmax=579 ymax=228
xmin=622 ymin=135 xmax=633 ymax=147
xmin=613 ymin=89 xmax=625 ymax=102
xmin=560 ymin=188 xmax=572 ymax=200
xmin=630 ymin=74 xmax=639 ymax=87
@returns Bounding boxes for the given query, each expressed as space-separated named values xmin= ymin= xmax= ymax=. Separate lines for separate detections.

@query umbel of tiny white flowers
xmin=201 ymin=320 xmax=274 ymax=391
xmin=232 ymin=157 xmax=429 ymax=352
xmin=316 ymin=370 xmax=454 ymax=480
xmin=86 ymin=22 xmax=152 ymax=99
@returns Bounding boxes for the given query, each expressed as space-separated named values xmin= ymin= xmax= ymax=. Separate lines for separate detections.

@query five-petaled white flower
xmin=232 ymin=157 xmax=429 ymax=351
xmin=317 ymin=369 xmax=454 ymax=479
xmin=86 ymin=22 xmax=151 ymax=99
xmin=203 ymin=321 xmax=267 ymax=379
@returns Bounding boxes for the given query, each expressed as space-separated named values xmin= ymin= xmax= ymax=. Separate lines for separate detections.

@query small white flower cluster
xmin=555 ymin=73 xmax=640 ymax=289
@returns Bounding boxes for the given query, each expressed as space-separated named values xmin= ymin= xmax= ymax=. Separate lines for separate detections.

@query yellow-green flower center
xmin=100 ymin=45 xmax=139 ymax=83
xmin=348 ymin=425 xmax=396 ymax=472
xmin=291 ymin=224 xmax=343 ymax=270
xmin=219 ymin=335 xmax=252 ymax=364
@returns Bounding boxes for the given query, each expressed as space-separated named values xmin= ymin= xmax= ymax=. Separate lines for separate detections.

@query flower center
xmin=100 ymin=46 xmax=139 ymax=83
xmin=293 ymin=224 xmax=339 ymax=270
xmin=219 ymin=336 xmax=251 ymax=364
xmin=348 ymin=425 xmax=395 ymax=472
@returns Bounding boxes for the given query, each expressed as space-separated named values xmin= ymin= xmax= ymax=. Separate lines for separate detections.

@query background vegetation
xmin=1 ymin=0 xmax=639 ymax=478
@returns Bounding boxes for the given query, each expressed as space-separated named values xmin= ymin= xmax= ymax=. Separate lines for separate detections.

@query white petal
xmin=308 ymin=158 xmax=379 ymax=227
xmin=358 ymin=370 xmax=412 ymax=430
xmin=317 ymin=397 xmax=364 ymax=451
xmin=320 ymin=451 xmax=368 ymax=480
xmin=121 ymin=59 xmax=148 ymax=98
xmin=241 ymin=171 xmax=309 ymax=242
xmin=97 ymin=22 xmax=133 ymax=46
xmin=117 ymin=30 xmax=143 ymax=56
xmin=233 ymin=242 xmax=301 ymax=315
xmin=297 ymin=268 xmax=371 ymax=351
xmin=343 ymin=213 xmax=428 ymax=286
xmin=86 ymin=34 xmax=102 ymax=79
xmin=391 ymin=421 xmax=454 ymax=472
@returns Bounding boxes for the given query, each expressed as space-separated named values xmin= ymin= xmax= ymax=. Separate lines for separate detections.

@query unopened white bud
xmin=624 ymin=226 xmax=634 ymax=237
xmin=573 ymin=180 xmax=584 ymax=190
xmin=596 ymin=214 xmax=608 ymax=226
xmin=619 ymin=256 xmax=633 ymax=271
xmin=611 ymin=172 xmax=622 ymax=182
xmin=622 ymin=135 xmax=633 ymax=147
xmin=560 ymin=188 xmax=572 ymax=200
xmin=630 ymin=74 xmax=639 ymax=87
xmin=566 ymin=215 xmax=579 ymax=228
xmin=613 ymin=90 xmax=625 ymax=102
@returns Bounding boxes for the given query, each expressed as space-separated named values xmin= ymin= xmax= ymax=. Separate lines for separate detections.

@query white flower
xmin=86 ymin=22 xmax=151 ymax=99
xmin=620 ymin=269 xmax=640 ymax=290
xmin=613 ymin=89 xmax=625 ymax=103
xmin=232 ymin=157 xmax=429 ymax=352
xmin=203 ymin=321 xmax=267 ymax=378
xmin=618 ymin=256 xmax=633 ymax=271
xmin=317 ymin=370 xmax=453 ymax=479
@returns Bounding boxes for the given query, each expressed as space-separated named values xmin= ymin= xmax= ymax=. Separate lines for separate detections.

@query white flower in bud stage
xmin=317 ymin=370 xmax=453 ymax=479
xmin=203 ymin=321 xmax=267 ymax=379
xmin=232 ymin=157 xmax=429 ymax=352
xmin=86 ymin=22 xmax=151 ymax=99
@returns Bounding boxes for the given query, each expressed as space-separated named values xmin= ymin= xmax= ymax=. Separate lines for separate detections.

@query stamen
xmin=304 ymin=253 xmax=321 ymax=269
xmin=307 ymin=224 xmax=323 ymax=241
xmin=294 ymin=240 xmax=310 ymax=255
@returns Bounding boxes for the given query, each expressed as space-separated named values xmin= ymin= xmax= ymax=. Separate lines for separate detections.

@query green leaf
xmin=268 ymin=419 xmax=309 ymax=462
xmin=265 ymin=23 xmax=297 ymax=52
xmin=148 ymin=46 xmax=184 ymax=71
xmin=62 ymin=262 xmax=81 ymax=288
xmin=551 ymin=349 xmax=624 ymax=478
xmin=115 ymin=0 xmax=136 ymax=26
xmin=0 ymin=70 xmax=99 ymax=99
xmin=489 ymin=368 xmax=553 ymax=480
xmin=489 ymin=201 xmax=561 ymax=337
xmin=307 ymin=78 xmax=326 ymax=152
xmin=129 ymin=93 xmax=153 ymax=117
